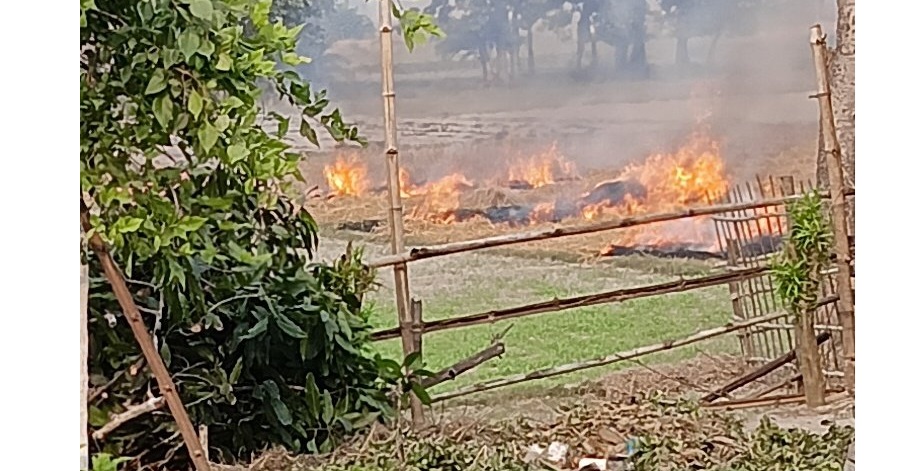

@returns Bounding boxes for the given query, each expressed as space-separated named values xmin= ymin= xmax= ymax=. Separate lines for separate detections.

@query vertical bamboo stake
xmin=377 ymin=0 xmax=423 ymax=426
xmin=80 ymin=246 xmax=89 ymax=471
xmin=726 ymin=239 xmax=753 ymax=361
xmin=80 ymin=203 xmax=211 ymax=471
xmin=810 ymin=24 xmax=855 ymax=392
xmin=794 ymin=298 xmax=827 ymax=407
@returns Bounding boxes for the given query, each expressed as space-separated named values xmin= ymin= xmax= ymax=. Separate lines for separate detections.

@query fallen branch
xmin=432 ymin=311 xmax=787 ymax=403
xmin=92 ymin=396 xmax=165 ymax=440
xmin=421 ymin=343 xmax=505 ymax=389
xmin=368 ymin=192 xmax=839 ymax=268
xmin=372 ymin=267 xmax=769 ymax=341
xmin=703 ymin=331 xmax=832 ymax=402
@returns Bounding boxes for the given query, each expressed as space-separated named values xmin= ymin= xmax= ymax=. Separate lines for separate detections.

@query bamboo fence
xmin=431 ymin=311 xmax=791 ymax=403
xmin=368 ymin=193 xmax=833 ymax=268
xmin=711 ymin=175 xmax=852 ymax=396
xmin=371 ymin=267 xmax=769 ymax=341
xmin=362 ymin=18 xmax=855 ymax=416
xmin=811 ymin=23 xmax=856 ymax=391
xmin=363 ymin=173 xmax=854 ymax=405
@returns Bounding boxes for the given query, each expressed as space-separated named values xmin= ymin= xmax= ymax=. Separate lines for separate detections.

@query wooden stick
xmin=699 ymin=390 xmax=842 ymax=410
xmin=431 ymin=312 xmax=787 ymax=403
xmin=810 ymin=24 xmax=855 ymax=392
xmin=92 ymin=396 xmax=165 ymax=440
xmin=377 ymin=0 xmax=421 ymax=426
xmin=81 ymin=201 xmax=211 ymax=471
xmin=372 ymin=267 xmax=769 ymax=341
xmin=747 ymin=373 xmax=803 ymax=399
xmin=368 ymin=193 xmax=834 ymax=268
xmin=703 ymin=331 xmax=831 ymax=402
xmin=420 ymin=343 xmax=505 ymax=389
xmin=80 ymin=257 xmax=89 ymax=471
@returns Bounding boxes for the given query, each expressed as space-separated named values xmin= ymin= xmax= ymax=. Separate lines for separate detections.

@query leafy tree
xmin=80 ymin=0 xmax=440 ymax=467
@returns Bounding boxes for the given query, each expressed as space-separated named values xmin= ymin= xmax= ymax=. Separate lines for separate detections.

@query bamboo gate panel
xmin=711 ymin=176 xmax=848 ymax=393
xmin=366 ymin=176 xmax=852 ymax=405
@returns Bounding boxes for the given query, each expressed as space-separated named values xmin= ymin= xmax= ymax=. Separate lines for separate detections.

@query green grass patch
xmin=366 ymin=275 xmax=735 ymax=396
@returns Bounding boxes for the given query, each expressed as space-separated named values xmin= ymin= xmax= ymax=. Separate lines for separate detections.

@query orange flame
xmin=507 ymin=142 xmax=578 ymax=188
xmin=586 ymin=131 xmax=730 ymax=249
xmin=324 ymin=153 xmax=368 ymax=197
xmin=410 ymin=173 xmax=475 ymax=223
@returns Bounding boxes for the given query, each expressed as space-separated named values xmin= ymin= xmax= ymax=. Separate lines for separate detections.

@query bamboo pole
xmin=80 ymin=255 xmax=89 ymax=471
xmin=431 ymin=312 xmax=787 ymax=403
xmin=420 ymin=343 xmax=505 ymax=389
xmin=368 ymin=192 xmax=833 ymax=268
xmin=377 ymin=0 xmax=422 ymax=425
xmin=810 ymin=24 xmax=855 ymax=392
xmin=80 ymin=202 xmax=211 ymax=471
xmin=725 ymin=240 xmax=754 ymax=361
xmin=372 ymin=267 xmax=770 ymax=341
xmin=703 ymin=332 xmax=831 ymax=402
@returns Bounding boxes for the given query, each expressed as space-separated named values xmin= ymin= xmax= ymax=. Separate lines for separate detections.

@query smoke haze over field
xmin=290 ymin=0 xmax=838 ymax=188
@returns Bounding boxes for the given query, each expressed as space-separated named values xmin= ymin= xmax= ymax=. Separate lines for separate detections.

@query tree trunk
xmin=527 ymin=27 xmax=535 ymax=75
xmin=817 ymin=0 xmax=855 ymax=231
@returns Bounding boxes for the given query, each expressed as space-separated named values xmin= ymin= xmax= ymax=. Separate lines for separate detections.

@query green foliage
xmin=90 ymin=453 xmax=131 ymax=471
xmin=771 ymin=190 xmax=834 ymax=316
xmin=625 ymin=396 xmax=853 ymax=471
xmin=391 ymin=3 xmax=446 ymax=52
xmin=79 ymin=0 xmax=411 ymax=466
xmin=719 ymin=418 xmax=854 ymax=471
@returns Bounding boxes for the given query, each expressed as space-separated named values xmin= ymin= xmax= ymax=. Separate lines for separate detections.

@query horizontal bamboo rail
xmin=431 ymin=311 xmax=786 ymax=403
xmin=368 ymin=192 xmax=837 ymax=268
xmin=371 ymin=267 xmax=769 ymax=341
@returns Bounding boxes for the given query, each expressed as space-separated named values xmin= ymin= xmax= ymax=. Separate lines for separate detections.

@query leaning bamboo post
xmin=704 ymin=332 xmax=831 ymax=402
xmin=810 ymin=24 xmax=855 ymax=392
xmin=80 ymin=202 xmax=211 ymax=471
xmin=80 ymin=248 xmax=89 ymax=471
xmin=377 ymin=0 xmax=423 ymax=426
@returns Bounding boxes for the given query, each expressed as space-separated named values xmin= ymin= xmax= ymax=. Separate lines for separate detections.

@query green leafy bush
xmin=80 ymin=0 xmax=394 ymax=467
xmin=771 ymin=190 xmax=833 ymax=314
xmin=81 ymin=0 xmax=444 ymax=467
xmin=90 ymin=453 xmax=131 ymax=471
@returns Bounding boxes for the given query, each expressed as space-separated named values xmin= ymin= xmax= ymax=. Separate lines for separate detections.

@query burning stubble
xmin=317 ymin=125 xmax=790 ymax=256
